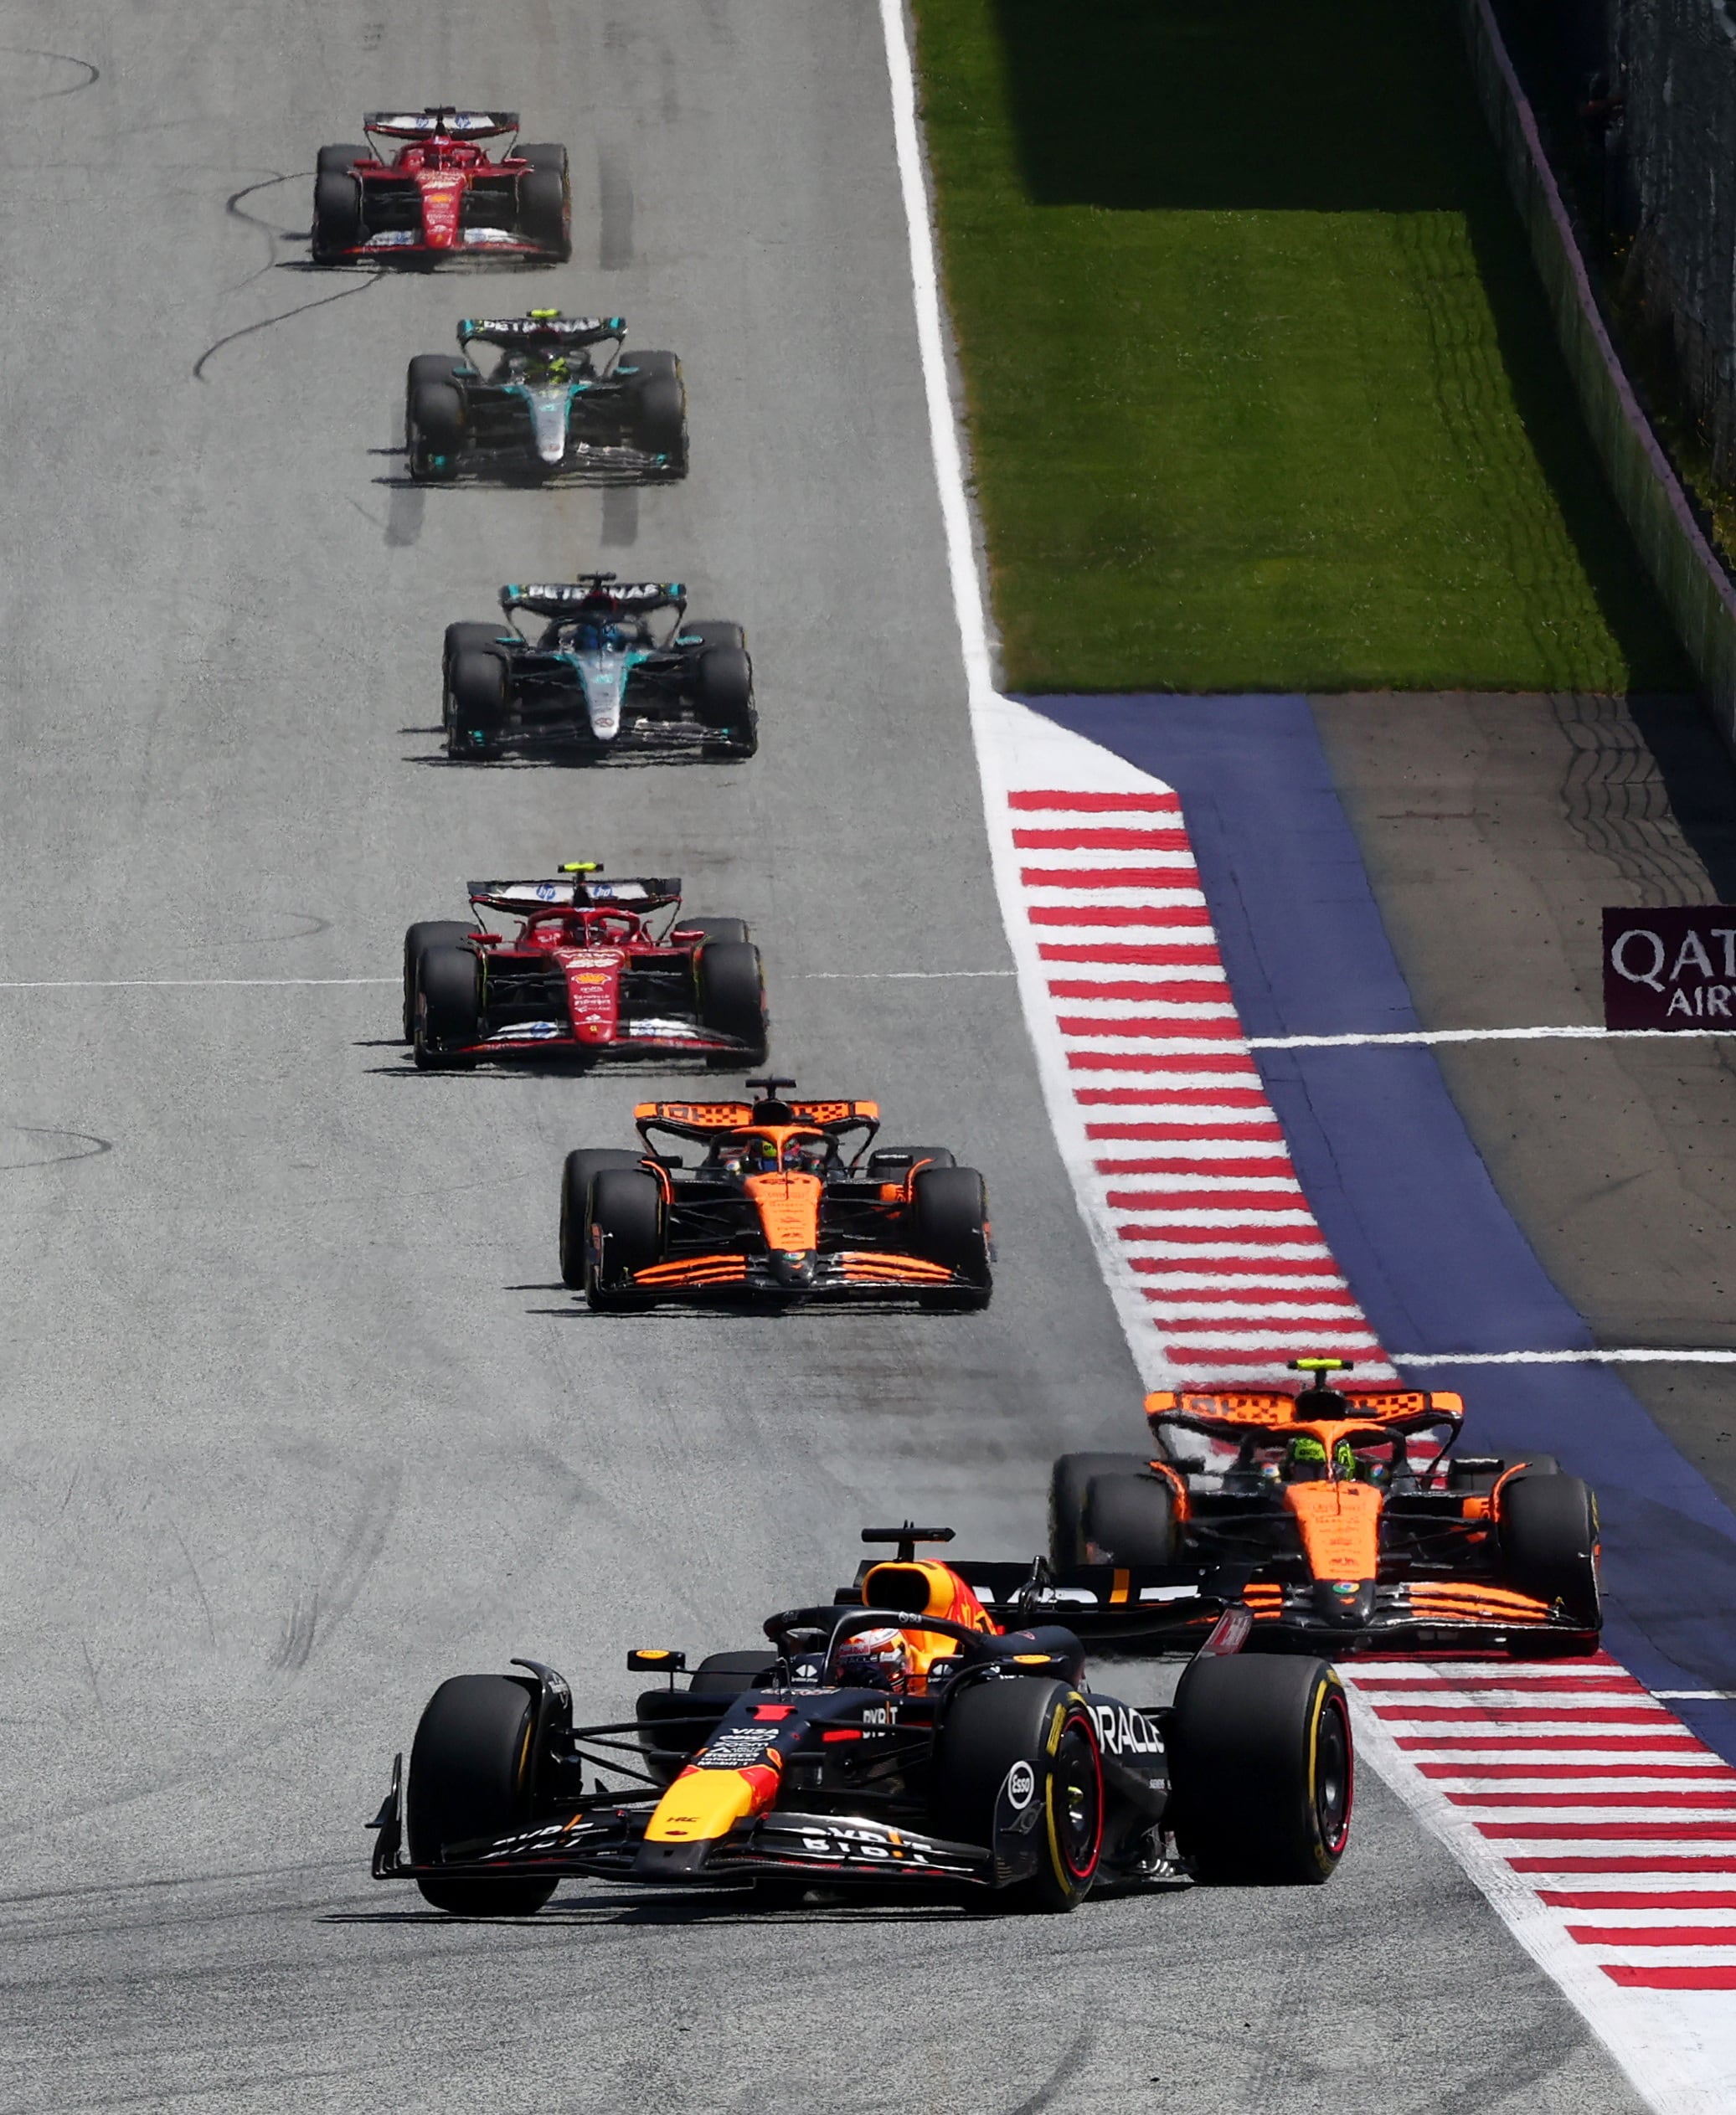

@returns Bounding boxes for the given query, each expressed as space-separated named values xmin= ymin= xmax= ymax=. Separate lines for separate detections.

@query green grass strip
xmin=914 ymin=0 xmax=1692 ymax=693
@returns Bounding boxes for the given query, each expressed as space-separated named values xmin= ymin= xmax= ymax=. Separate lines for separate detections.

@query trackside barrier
xmin=1456 ymin=0 xmax=1736 ymax=748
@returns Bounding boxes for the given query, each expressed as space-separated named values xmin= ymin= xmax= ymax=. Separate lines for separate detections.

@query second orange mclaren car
xmin=1048 ymin=1359 xmax=1600 ymax=1657
xmin=559 ymin=1077 xmax=992 ymax=1311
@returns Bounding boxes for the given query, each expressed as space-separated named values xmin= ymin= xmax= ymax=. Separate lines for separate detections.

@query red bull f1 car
xmin=368 ymin=1526 xmax=1352 ymax=1916
xmin=404 ymin=865 xmax=767 ymax=1071
xmin=312 ymin=111 xmax=570 ymax=265
xmin=1048 ymin=1359 xmax=1601 ymax=1657
xmin=559 ymin=1078 xmax=992 ymax=1310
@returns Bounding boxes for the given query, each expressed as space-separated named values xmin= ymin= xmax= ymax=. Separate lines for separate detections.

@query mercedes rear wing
xmin=500 ymin=581 xmax=684 ymax=620
xmin=460 ymin=315 xmax=624 ymax=347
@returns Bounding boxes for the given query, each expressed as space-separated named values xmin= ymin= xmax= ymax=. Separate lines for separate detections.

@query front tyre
xmin=446 ymin=647 xmax=509 ymax=759
xmin=406 ymin=1675 xmax=556 ymax=1917
xmin=402 ymin=919 xmax=476 ymax=1041
xmin=312 ymin=170 xmax=362 ymax=262
xmin=413 ymin=945 xmax=481 ymax=1069
xmin=585 ymin=1167 xmax=664 ymax=1311
xmin=559 ymin=1150 xmax=647 ymax=1290
xmin=1170 ymin=1655 xmax=1352 ymax=1886
xmin=931 ymin=1677 xmax=1104 ymax=1912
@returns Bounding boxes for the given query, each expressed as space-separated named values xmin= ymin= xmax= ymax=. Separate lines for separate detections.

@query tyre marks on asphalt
xmin=1349 ymin=1659 xmax=1736 ymax=2107
xmin=973 ymin=699 xmax=1390 ymax=1387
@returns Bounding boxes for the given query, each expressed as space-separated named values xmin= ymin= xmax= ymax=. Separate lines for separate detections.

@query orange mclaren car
xmin=559 ymin=1077 xmax=992 ymax=1311
xmin=1048 ymin=1359 xmax=1600 ymax=1657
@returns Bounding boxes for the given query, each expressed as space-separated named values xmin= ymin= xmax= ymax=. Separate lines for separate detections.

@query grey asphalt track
xmin=1316 ymin=692 xmax=1736 ymax=1510
xmin=0 ymin=7 xmax=1644 ymax=2111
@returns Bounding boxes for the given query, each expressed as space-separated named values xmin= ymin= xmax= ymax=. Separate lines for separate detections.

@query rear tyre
xmin=442 ymin=622 xmax=505 ymax=669
xmin=680 ymin=620 xmax=746 ymax=651
xmin=559 ymin=1149 xmax=647 ymax=1290
xmin=446 ymin=647 xmax=510 ymax=759
xmin=865 ymin=1145 xmax=956 ymax=1181
xmin=1083 ymin=1471 xmax=1177 ymax=1566
xmin=413 ymin=945 xmax=481 ymax=1069
xmin=696 ymin=940 xmax=769 ymax=1064
xmin=1498 ymin=1472 xmax=1600 ymax=1629
xmin=317 ymin=143 xmax=367 ymax=177
xmin=677 ymin=916 xmax=750 ymax=946
xmin=407 ymin=1675 xmax=555 ymax=1917
xmin=312 ymin=170 xmax=362 ymax=261
xmin=688 ymin=1651 xmax=779 ymax=1695
xmin=585 ymin=1167 xmax=663 ymax=1311
xmin=518 ymin=167 xmax=571 ymax=259
xmin=1048 ymin=1452 xmax=1153 ymax=1570
xmin=403 ymin=919 xmax=476 ymax=1041
xmin=519 ymin=143 xmax=569 ymax=176
xmin=625 ymin=351 xmax=688 ymax=471
xmin=931 ymin=1678 xmax=1103 ymax=1912
xmin=1170 ymin=1656 xmax=1352 ymax=1886
xmin=913 ymin=1166 xmax=992 ymax=1310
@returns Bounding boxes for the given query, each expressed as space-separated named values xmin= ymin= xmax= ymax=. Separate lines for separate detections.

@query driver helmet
xmin=1284 ymin=1433 xmax=1331 ymax=1483
xmin=738 ymin=1137 xmax=780 ymax=1175
xmin=835 ymin=1627 xmax=910 ymax=1695
xmin=791 ymin=1136 xmax=831 ymax=1174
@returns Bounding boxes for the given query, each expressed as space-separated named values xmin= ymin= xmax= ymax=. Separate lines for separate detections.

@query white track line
xmin=877 ymin=1 xmax=1736 ymax=2101
xmin=1254 ymin=1027 xmax=1736 ymax=1047
xmin=1393 ymin=1350 xmax=1736 ymax=1366
xmin=0 ymin=976 xmax=396 ymax=990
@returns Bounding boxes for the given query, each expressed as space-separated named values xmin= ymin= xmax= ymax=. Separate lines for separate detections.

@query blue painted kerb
xmin=1022 ymin=692 xmax=1736 ymax=1749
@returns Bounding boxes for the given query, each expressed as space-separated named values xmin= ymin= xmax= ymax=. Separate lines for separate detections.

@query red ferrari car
xmin=404 ymin=866 xmax=768 ymax=1071
xmin=312 ymin=110 xmax=570 ymax=265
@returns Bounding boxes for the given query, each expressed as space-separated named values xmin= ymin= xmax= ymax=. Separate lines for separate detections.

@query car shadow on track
xmin=322 ymin=1889 xmax=986 ymax=1929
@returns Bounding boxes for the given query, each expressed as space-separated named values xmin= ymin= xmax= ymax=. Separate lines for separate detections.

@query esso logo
xmin=1003 ymin=1760 xmax=1036 ymax=1810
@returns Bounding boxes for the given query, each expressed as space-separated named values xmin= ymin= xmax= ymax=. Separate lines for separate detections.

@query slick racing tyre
xmin=407 ymin=1675 xmax=556 ymax=1917
xmin=1048 ymin=1452 xmax=1153 ymax=1570
xmin=559 ymin=1150 xmax=647 ymax=1290
xmin=913 ymin=1165 xmax=992 ymax=1310
xmin=1497 ymin=1470 xmax=1600 ymax=1629
xmin=402 ymin=920 xmax=476 ymax=1041
xmin=585 ymin=1167 xmax=663 ymax=1311
xmin=676 ymin=916 xmax=750 ymax=946
xmin=413 ymin=945 xmax=482 ymax=1069
xmin=446 ymin=647 xmax=509 ymax=759
xmin=317 ymin=143 xmax=367 ymax=177
xmin=696 ymin=941 xmax=768 ymax=1065
xmin=1170 ymin=1655 xmax=1352 ymax=1886
xmin=932 ymin=1677 xmax=1104 ymax=1912
xmin=623 ymin=350 xmax=688 ymax=472
xmin=519 ymin=142 xmax=569 ymax=175
xmin=679 ymin=620 xmax=746 ymax=652
xmin=442 ymin=622 xmax=507 ymax=671
xmin=693 ymin=645 xmax=755 ymax=758
xmin=407 ymin=366 xmax=466 ymax=483
xmin=518 ymin=164 xmax=572 ymax=260
xmin=865 ymin=1145 xmax=956 ymax=1181
xmin=312 ymin=169 xmax=363 ymax=262
xmin=1082 ymin=1471 xmax=1178 ymax=1567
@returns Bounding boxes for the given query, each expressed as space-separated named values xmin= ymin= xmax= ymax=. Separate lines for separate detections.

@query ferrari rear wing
xmin=466 ymin=875 xmax=682 ymax=914
xmin=364 ymin=108 xmax=518 ymax=139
